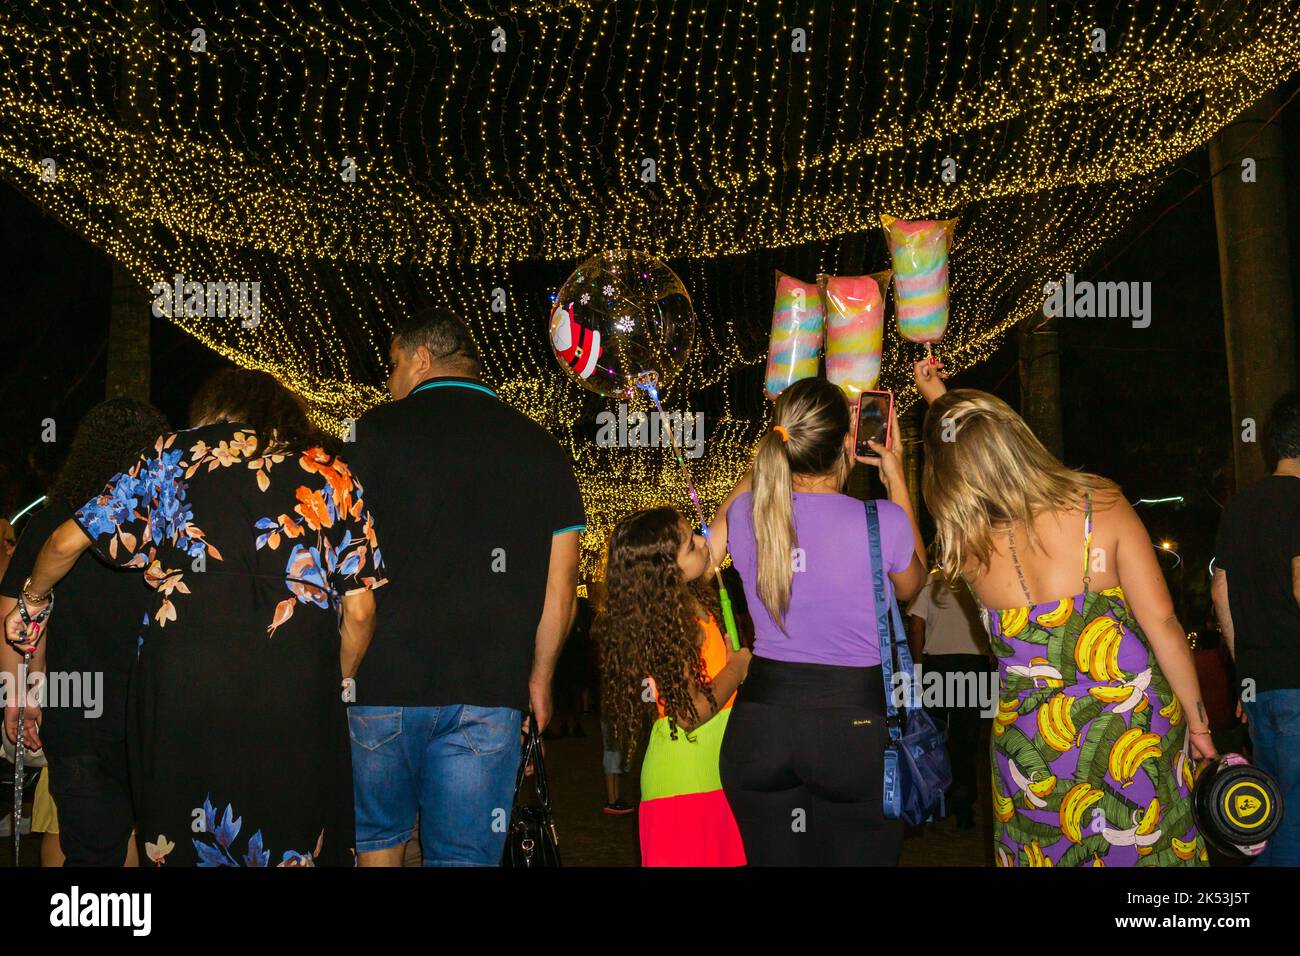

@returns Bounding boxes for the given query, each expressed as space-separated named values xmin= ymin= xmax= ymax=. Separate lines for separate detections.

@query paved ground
xmin=13 ymin=719 xmax=1247 ymax=867
xmin=536 ymin=717 xmax=1253 ymax=867
xmin=4 ymin=718 xmax=992 ymax=867
xmin=531 ymin=716 xmax=992 ymax=867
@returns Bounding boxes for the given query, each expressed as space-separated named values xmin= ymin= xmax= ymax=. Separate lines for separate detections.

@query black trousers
xmin=45 ymin=734 xmax=135 ymax=867
xmin=922 ymin=653 xmax=994 ymax=817
xmin=719 ymin=656 xmax=902 ymax=866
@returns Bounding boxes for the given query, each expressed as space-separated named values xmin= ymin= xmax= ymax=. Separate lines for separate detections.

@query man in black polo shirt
xmin=344 ymin=307 xmax=583 ymax=866
xmin=1212 ymin=391 xmax=1300 ymax=867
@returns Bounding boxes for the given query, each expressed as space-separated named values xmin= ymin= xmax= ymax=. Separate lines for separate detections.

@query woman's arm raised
xmin=914 ymin=358 xmax=949 ymax=405
xmin=860 ymin=403 xmax=927 ymax=577
xmin=707 ymin=468 xmax=752 ymax=570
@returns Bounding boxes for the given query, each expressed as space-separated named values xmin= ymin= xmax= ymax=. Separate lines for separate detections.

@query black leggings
xmin=46 ymin=737 xmax=135 ymax=867
xmin=719 ymin=656 xmax=901 ymax=866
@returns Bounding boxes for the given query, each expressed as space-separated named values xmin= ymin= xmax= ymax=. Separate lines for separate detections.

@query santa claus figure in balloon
xmin=549 ymin=300 xmax=603 ymax=380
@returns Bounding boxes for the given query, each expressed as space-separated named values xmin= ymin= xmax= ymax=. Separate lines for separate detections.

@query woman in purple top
xmin=711 ymin=377 xmax=926 ymax=865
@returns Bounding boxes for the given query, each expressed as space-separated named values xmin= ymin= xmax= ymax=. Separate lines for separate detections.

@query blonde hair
xmin=751 ymin=378 xmax=852 ymax=627
xmin=921 ymin=389 xmax=1119 ymax=583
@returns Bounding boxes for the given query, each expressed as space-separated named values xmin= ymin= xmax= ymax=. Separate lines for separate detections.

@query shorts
xmin=349 ymin=704 xmax=522 ymax=865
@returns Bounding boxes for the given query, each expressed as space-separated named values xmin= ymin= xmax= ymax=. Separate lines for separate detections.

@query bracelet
xmin=7 ymin=588 xmax=54 ymax=653
xmin=1191 ymin=730 xmax=1212 ymax=737
xmin=17 ymin=589 xmax=53 ymax=626
xmin=20 ymin=577 xmax=51 ymax=607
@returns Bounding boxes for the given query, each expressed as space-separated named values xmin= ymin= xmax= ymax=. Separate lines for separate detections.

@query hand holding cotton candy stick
xmin=913 ymin=356 xmax=950 ymax=404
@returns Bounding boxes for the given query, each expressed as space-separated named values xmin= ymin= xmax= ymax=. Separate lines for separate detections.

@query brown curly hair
xmin=595 ymin=507 xmax=720 ymax=758
xmin=188 ymin=367 xmax=338 ymax=456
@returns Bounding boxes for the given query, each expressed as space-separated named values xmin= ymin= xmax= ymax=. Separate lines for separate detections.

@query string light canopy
xmin=2 ymin=0 xmax=1298 ymax=576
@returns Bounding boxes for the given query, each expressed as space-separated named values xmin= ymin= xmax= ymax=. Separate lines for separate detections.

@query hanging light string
xmin=3 ymin=1 xmax=1298 ymax=576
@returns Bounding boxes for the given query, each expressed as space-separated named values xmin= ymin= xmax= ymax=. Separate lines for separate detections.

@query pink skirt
xmin=638 ymin=788 xmax=746 ymax=867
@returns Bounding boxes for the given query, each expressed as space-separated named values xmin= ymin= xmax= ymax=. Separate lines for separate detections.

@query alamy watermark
xmin=890 ymin=664 xmax=999 ymax=717
xmin=1 ymin=670 xmax=103 ymax=718
xmin=595 ymin=403 xmax=704 ymax=459
xmin=1043 ymin=273 xmax=1150 ymax=328
xmin=151 ymin=273 xmax=261 ymax=328
xmin=50 ymin=886 xmax=150 ymax=935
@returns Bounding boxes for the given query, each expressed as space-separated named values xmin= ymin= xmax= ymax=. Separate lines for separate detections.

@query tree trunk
xmin=106 ymin=260 xmax=151 ymax=400
xmin=105 ymin=0 xmax=157 ymax=402
xmin=1208 ymin=92 xmax=1298 ymax=489
xmin=1010 ymin=3 xmax=1064 ymax=462
xmin=900 ymin=400 xmax=924 ymax=518
xmin=1018 ymin=317 xmax=1064 ymax=460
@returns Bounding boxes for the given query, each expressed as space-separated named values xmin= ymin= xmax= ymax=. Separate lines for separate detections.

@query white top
xmin=905 ymin=570 xmax=991 ymax=657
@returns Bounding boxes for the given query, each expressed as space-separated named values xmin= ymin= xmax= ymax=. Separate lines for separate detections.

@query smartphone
xmin=854 ymin=390 xmax=893 ymax=458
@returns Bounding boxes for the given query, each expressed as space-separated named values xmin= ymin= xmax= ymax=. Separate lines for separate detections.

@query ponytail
xmin=749 ymin=377 xmax=853 ymax=629
xmin=753 ymin=429 xmax=797 ymax=626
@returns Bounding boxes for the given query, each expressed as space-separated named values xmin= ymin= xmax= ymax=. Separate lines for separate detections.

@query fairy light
xmin=3 ymin=1 xmax=1299 ymax=577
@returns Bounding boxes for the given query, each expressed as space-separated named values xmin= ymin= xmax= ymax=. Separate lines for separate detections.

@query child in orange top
xmin=595 ymin=507 xmax=751 ymax=866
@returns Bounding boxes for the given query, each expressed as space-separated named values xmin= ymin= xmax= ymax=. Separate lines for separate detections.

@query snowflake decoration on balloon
xmin=545 ymin=250 xmax=695 ymax=400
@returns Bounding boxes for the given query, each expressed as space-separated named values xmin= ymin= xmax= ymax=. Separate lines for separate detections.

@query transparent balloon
xmin=547 ymin=250 xmax=695 ymax=399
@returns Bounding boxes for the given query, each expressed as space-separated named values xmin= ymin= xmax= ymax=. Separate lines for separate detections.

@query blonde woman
xmin=914 ymin=361 xmax=1214 ymax=867
xmin=713 ymin=377 xmax=927 ymax=866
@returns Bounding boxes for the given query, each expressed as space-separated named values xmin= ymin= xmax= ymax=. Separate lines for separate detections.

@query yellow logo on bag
xmin=1224 ymin=782 xmax=1269 ymax=828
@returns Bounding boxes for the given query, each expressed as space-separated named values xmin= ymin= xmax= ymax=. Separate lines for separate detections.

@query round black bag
xmin=1192 ymin=753 xmax=1284 ymax=858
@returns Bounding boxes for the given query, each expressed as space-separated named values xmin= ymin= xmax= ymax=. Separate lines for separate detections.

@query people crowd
xmin=3 ymin=307 xmax=1298 ymax=868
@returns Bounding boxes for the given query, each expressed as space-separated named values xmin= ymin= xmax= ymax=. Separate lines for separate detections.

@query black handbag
xmin=501 ymin=717 xmax=562 ymax=867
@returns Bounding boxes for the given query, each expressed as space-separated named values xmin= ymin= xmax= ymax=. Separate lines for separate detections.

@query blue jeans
xmin=348 ymin=705 xmax=522 ymax=865
xmin=1243 ymin=689 xmax=1300 ymax=867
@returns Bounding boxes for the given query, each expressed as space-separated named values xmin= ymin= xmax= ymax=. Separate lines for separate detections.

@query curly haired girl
xmin=595 ymin=506 xmax=750 ymax=866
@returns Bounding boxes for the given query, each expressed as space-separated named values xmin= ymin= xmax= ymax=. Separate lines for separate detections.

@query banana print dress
xmin=981 ymin=495 xmax=1206 ymax=867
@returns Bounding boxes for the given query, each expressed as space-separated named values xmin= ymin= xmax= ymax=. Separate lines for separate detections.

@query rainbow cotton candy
xmin=764 ymin=271 xmax=824 ymax=400
xmin=881 ymin=215 xmax=957 ymax=345
xmin=820 ymin=271 xmax=888 ymax=398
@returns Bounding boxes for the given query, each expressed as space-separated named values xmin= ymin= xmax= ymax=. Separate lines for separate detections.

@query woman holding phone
xmin=708 ymin=376 xmax=927 ymax=866
xmin=914 ymin=360 xmax=1213 ymax=866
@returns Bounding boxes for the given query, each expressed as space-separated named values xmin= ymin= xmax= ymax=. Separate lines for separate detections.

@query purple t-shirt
xmin=727 ymin=492 xmax=915 ymax=667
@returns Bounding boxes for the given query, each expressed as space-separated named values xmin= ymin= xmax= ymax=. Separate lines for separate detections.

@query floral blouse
xmin=76 ymin=428 xmax=387 ymax=635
